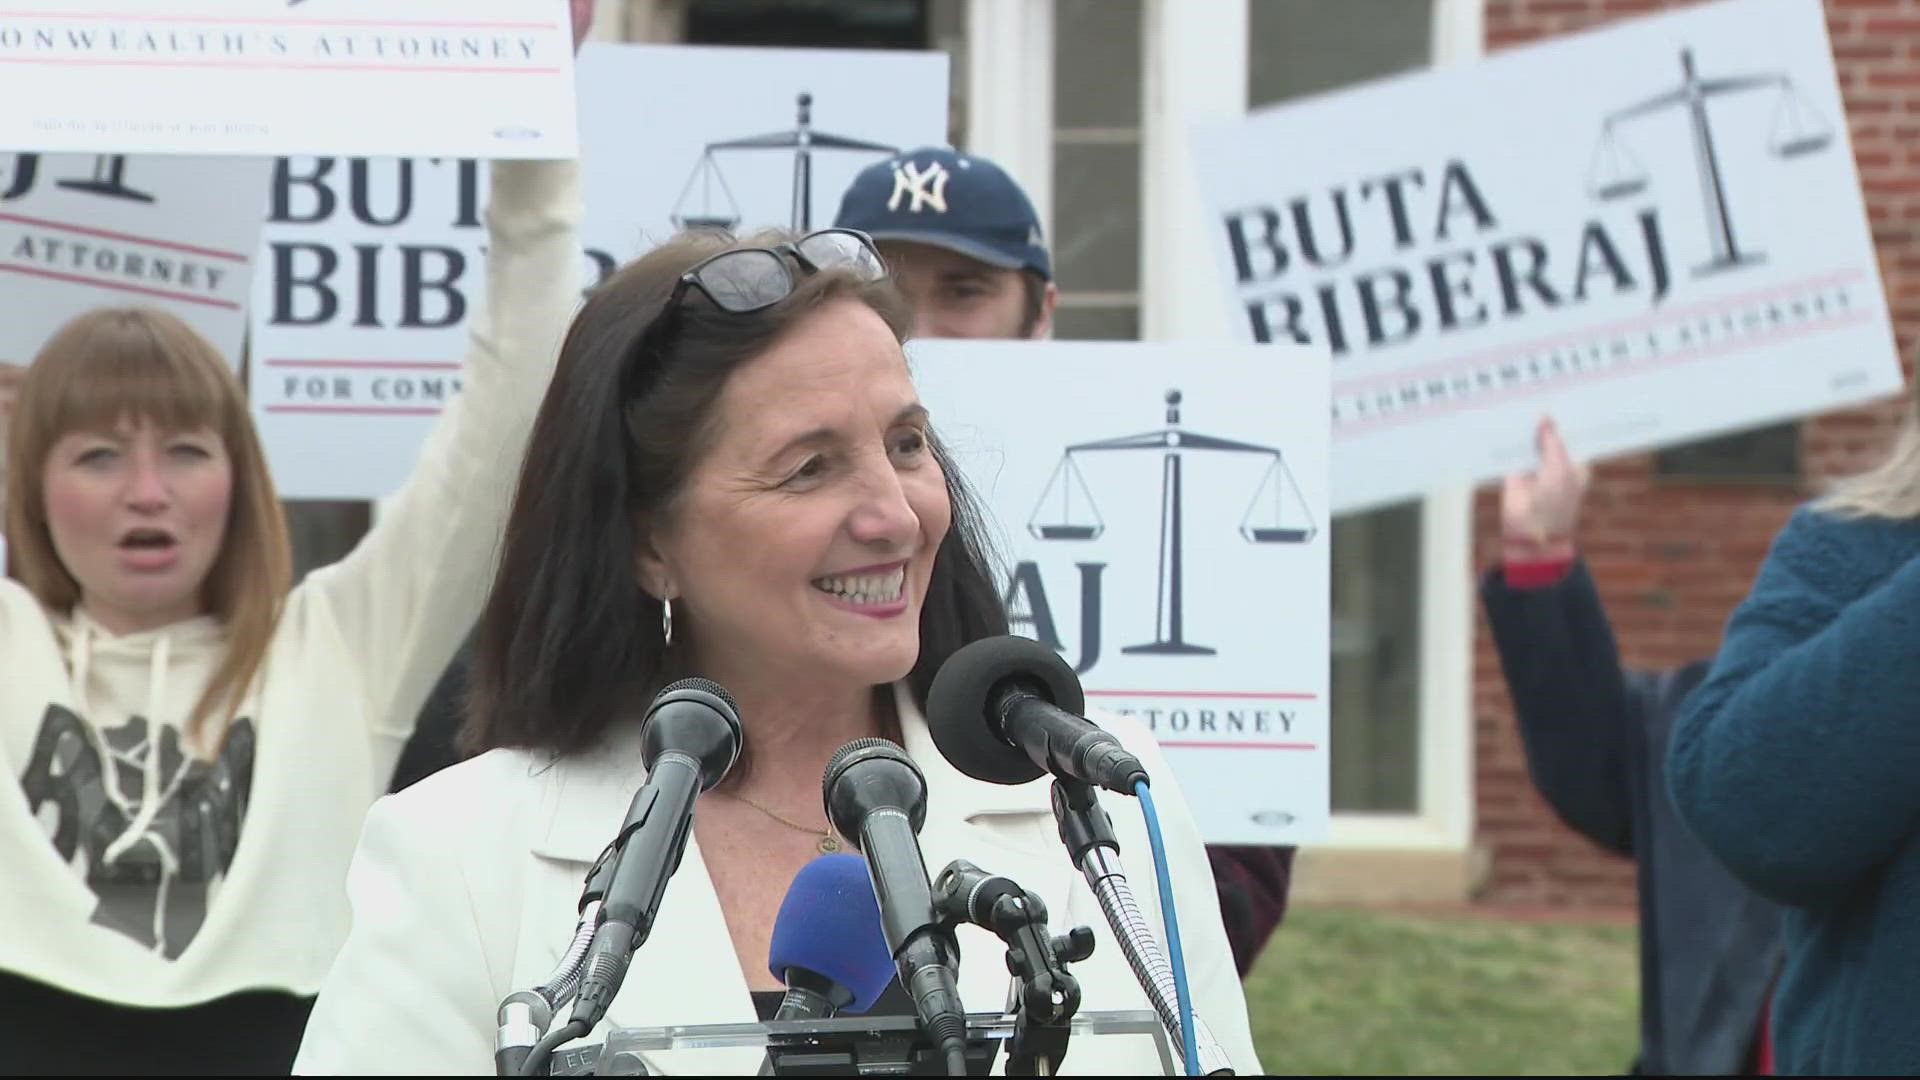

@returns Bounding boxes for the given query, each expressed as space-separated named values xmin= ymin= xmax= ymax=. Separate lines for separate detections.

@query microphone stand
xmin=1051 ymin=780 xmax=1235 ymax=1076
xmin=495 ymin=843 xmax=619 ymax=1077
xmin=930 ymin=861 xmax=1093 ymax=1077
xmin=998 ymin=904 xmax=1093 ymax=1076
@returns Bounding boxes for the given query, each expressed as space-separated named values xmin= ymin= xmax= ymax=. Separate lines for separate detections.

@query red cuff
xmin=1497 ymin=530 xmax=1574 ymax=584
xmin=1502 ymin=552 xmax=1575 ymax=589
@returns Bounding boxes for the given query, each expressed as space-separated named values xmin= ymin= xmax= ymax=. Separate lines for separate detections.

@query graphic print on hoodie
xmin=20 ymin=705 xmax=255 ymax=959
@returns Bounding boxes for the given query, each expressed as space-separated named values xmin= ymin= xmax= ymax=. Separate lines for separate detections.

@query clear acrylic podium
xmin=586 ymin=1008 xmax=1172 ymax=1075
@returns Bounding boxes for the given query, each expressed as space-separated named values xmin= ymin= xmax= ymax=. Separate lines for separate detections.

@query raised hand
xmin=1501 ymin=415 xmax=1590 ymax=552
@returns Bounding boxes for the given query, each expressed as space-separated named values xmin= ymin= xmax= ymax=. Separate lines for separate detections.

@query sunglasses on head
xmin=669 ymin=227 xmax=886 ymax=314
xmin=624 ymin=228 xmax=887 ymax=400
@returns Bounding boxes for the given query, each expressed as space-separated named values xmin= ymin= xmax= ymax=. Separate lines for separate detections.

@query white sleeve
xmin=294 ymin=793 xmax=502 ymax=1076
xmin=299 ymin=158 xmax=584 ymax=740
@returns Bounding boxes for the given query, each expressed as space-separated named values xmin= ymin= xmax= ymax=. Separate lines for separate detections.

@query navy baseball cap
xmin=834 ymin=147 xmax=1052 ymax=282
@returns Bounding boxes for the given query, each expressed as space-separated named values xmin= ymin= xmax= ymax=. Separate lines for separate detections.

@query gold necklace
xmin=725 ymin=792 xmax=841 ymax=854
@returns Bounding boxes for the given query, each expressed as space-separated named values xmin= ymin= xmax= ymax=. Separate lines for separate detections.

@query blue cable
xmin=1135 ymin=779 xmax=1200 ymax=1076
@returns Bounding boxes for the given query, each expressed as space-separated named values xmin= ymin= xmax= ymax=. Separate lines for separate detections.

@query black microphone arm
xmin=571 ymin=679 xmax=743 ymax=1030
xmin=503 ymin=678 xmax=742 ymax=1079
xmin=931 ymin=859 xmax=1095 ymax=1076
xmin=822 ymin=738 xmax=971 ymax=1077
xmin=495 ymin=845 xmax=618 ymax=1077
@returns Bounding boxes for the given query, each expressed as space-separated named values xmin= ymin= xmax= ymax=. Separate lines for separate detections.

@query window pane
xmin=1329 ymin=501 xmax=1421 ymax=812
xmin=1655 ymin=422 xmax=1801 ymax=482
xmin=1249 ymin=0 xmax=1434 ymax=813
xmin=1052 ymin=0 xmax=1143 ymax=305
xmin=684 ymin=0 xmax=928 ymax=49
xmin=1054 ymin=305 xmax=1141 ymax=342
xmin=1249 ymin=0 xmax=1435 ymax=108
xmin=1053 ymin=142 xmax=1143 ymax=293
xmin=1056 ymin=0 xmax=1144 ymax=128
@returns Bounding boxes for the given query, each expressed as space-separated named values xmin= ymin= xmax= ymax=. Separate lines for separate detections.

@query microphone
xmin=925 ymin=635 xmax=1148 ymax=795
xmin=569 ymin=678 xmax=743 ymax=1032
xmin=929 ymin=639 xmax=1237 ymax=1074
xmin=766 ymin=853 xmax=897 ymax=1021
xmin=821 ymin=738 xmax=970 ymax=1076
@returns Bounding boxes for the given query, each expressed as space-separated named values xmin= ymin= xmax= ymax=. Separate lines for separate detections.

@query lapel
xmin=516 ymin=684 xmax=1082 ymax=1074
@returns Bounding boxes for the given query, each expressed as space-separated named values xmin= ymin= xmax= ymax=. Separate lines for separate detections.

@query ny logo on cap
xmin=886 ymin=160 xmax=951 ymax=214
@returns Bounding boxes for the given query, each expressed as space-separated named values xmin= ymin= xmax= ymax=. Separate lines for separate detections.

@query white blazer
xmin=293 ymin=684 xmax=1264 ymax=1076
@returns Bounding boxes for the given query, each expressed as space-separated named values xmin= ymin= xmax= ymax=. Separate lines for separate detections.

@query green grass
xmin=1240 ymin=906 xmax=1639 ymax=1076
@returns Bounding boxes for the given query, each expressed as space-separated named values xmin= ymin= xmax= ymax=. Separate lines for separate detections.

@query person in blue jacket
xmin=1669 ymin=385 xmax=1920 ymax=1076
xmin=1485 ymin=417 xmax=1781 ymax=1076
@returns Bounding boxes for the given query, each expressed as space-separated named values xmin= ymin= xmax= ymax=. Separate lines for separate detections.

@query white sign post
xmin=1192 ymin=0 xmax=1901 ymax=513
xmin=0 ymin=1 xmax=579 ymax=160
xmin=251 ymin=41 xmax=949 ymax=499
xmin=911 ymin=339 xmax=1333 ymax=845
xmin=0 ymin=152 xmax=270 ymax=365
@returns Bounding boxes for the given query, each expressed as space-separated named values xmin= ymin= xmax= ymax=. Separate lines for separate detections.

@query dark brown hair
xmin=1019 ymin=270 xmax=1049 ymax=337
xmin=5 ymin=308 xmax=292 ymax=740
xmin=464 ymin=230 xmax=1008 ymax=757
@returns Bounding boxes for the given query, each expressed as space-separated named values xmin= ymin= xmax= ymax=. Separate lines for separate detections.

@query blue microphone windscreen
xmin=767 ymin=853 xmax=896 ymax=1013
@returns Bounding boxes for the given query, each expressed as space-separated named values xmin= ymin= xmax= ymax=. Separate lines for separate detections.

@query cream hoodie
xmin=0 ymin=159 xmax=582 ymax=1008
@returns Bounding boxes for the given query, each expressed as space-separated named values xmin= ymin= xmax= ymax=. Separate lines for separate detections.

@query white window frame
xmin=962 ymin=0 xmax=1054 ymax=244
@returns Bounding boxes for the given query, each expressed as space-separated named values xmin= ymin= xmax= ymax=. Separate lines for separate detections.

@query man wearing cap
xmin=835 ymin=147 xmax=1297 ymax=981
xmin=834 ymin=147 xmax=1056 ymax=341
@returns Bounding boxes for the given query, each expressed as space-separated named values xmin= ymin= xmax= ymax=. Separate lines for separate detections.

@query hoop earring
xmin=661 ymin=596 xmax=674 ymax=647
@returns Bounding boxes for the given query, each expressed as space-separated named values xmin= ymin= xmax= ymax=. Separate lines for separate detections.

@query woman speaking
xmin=292 ymin=226 xmax=1261 ymax=1074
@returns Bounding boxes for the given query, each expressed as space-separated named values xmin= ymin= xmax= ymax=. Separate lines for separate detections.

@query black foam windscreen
xmin=924 ymin=635 xmax=1088 ymax=786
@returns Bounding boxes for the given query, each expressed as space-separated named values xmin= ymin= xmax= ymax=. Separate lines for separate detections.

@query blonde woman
xmin=0 ymin=8 xmax=589 ymax=1070
xmin=1669 ymin=384 xmax=1920 ymax=1075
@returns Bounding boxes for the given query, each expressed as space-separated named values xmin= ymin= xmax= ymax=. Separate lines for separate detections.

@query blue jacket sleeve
xmin=1667 ymin=507 xmax=1920 ymax=910
xmin=1481 ymin=560 xmax=1638 ymax=857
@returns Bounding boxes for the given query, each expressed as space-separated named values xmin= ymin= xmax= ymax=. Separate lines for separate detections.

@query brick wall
xmin=1474 ymin=0 xmax=1918 ymax=908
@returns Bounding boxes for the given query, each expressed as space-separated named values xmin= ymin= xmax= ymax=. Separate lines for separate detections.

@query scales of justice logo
xmin=1586 ymin=45 xmax=1832 ymax=278
xmin=1022 ymin=389 xmax=1317 ymax=662
xmin=669 ymin=92 xmax=896 ymax=233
